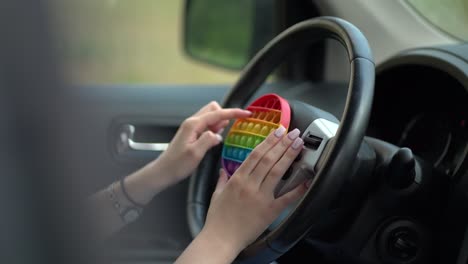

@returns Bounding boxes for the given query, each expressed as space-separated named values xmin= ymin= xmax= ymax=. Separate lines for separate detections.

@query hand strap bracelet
xmin=107 ymin=180 xmax=143 ymax=224
xmin=120 ymin=177 xmax=145 ymax=208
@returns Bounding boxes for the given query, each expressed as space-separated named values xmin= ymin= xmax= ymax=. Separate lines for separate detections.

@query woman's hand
xmin=122 ymin=102 xmax=250 ymax=206
xmin=175 ymin=126 xmax=308 ymax=264
xmin=88 ymin=102 xmax=251 ymax=239
xmin=202 ymin=126 xmax=307 ymax=255
xmin=154 ymin=101 xmax=251 ymax=185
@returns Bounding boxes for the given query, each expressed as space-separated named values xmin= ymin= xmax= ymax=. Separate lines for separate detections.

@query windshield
xmin=407 ymin=0 xmax=468 ymax=41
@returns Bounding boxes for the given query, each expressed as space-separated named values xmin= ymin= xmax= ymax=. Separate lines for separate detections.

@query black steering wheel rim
xmin=188 ymin=16 xmax=375 ymax=262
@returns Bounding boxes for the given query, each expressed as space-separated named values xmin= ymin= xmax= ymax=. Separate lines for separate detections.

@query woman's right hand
xmin=201 ymin=126 xmax=308 ymax=255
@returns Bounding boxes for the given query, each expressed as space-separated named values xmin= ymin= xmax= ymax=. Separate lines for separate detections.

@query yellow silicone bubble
xmin=247 ymin=122 xmax=254 ymax=131
xmin=241 ymin=122 xmax=248 ymax=130
xmin=236 ymin=122 xmax=243 ymax=129
xmin=260 ymin=125 xmax=269 ymax=136
xmin=253 ymin=123 xmax=261 ymax=133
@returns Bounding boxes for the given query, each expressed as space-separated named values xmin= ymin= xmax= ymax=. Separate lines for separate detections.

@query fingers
xmin=249 ymin=129 xmax=301 ymax=188
xmin=192 ymin=102 xmax=249 ymax=133
xmin=193 ymin=101 xmax=223 ymax=133
xmin=211 ymin=120 xmax=229 ymax=134
xmin=193 ymin=101 xmax=221 ymax=117
xmin=273 ymin=183 xmax=308 ymax=213
xmin=195 ymin=108 xmax=251 ymax=133
xmin=191 ymin=130 xmax=223 ymax=157
xmin=179 ymin=108 xmax=249 ymax=140
xmin=235 ymin=126 xmax=287 ymax=177
xmin=260 ymin=136 xmax=304 ymax=192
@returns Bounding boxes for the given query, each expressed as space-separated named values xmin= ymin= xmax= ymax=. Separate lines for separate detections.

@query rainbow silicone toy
xmin=222 ymin=93 xmax=291 ymax=176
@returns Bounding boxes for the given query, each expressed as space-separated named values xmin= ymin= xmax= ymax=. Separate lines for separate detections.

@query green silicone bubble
xmin=234 ymin=134 xmax=240 ymax=145
xmin=240 ymin=135 xmax=247 ymax=146
xmin=254 ymin=138 xmax=262 ymax=147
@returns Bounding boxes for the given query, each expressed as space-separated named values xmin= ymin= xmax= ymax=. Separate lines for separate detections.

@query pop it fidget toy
xmin=222 ymin=93 xmax=291 ymax=176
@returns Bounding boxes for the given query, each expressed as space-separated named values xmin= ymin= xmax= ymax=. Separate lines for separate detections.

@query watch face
xmin=122 ymin=208 xmax=140 ymax=223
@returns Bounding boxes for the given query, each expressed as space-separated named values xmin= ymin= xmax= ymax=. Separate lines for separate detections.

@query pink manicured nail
xmin=243 ymin=110 xmax=253 ymax=115
xmin=274 ymin=125 xmax=286 ymax=137
xmin=287 ymin=128 xmax=300 ymax=140
xmin=291 ymin=137 xmax=303 ymax=150
xmin=215 ymin=134 xmax=223 ymax=142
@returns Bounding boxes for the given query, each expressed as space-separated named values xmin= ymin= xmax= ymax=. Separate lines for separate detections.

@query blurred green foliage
xmin=51 ymin=0 xmax=467 ymax=85
xmin=186 ymin=0 xmax=253 ymax=69
xmin=51 ymin=0 xmax=238 ymax=84
xmin=408 ymin=0 xmax=468 ymax=41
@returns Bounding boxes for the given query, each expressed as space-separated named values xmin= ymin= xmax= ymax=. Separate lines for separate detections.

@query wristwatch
xmin=107 ymin=181 xmax=143 ymax=224
xmin=119 ymin=205 xmax=142 ymax=223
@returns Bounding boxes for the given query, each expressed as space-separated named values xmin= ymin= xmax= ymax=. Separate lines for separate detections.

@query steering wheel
xmin=188 ymin=16 xmax=375 ymax=263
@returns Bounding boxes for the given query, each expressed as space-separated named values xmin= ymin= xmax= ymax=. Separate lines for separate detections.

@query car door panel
xmin=64 ymin=85 xmax=229 ymax=262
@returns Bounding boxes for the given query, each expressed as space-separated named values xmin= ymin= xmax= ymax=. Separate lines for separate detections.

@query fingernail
xmin=287 ymin=128 xmax=300 ymax=140
xmin=217 ymin=128 xmax=225 ymax=135
xmin=291 ymin=137 xmax=303 ymax=150
xmin=274 ymin=125 xmax=286 ymax=137
xmin=216 ymin=134 xmax=223 ymax=142
xmin=243 ymin=110 xmax=252 ymax=115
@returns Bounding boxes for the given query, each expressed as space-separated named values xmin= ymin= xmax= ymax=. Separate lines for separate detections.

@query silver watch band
xmin=107 ymin=181 xmax=143 ymax=224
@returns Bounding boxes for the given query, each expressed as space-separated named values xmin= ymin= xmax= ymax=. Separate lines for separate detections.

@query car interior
xmin=1 ymin=0 xmax=467 ymax=264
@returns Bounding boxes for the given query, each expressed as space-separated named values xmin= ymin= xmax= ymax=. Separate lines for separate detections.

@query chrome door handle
xmin=117 ymin=124 xmax=169 ymax=153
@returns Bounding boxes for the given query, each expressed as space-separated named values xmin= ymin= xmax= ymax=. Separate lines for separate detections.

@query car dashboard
xmin=259 ymin=44 xmax=468 ymax=264
xmin=369 ymin=49 xmax=468 ymax=181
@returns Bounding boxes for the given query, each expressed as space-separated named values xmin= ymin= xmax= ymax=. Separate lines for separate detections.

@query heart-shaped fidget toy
xmin=222 ymin=93 xmax=291 ymax=176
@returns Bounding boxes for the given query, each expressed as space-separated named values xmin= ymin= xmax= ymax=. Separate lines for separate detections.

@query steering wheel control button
xmin=274 ymin=118 xmax=339 ymax=197
xmin=302 ymin=118 xmax=339 ymax=173
xmin=222 ymin=94 xmax=291 ymax=176
xmin=303 ymin=133 xmax=323 ymax=149
xmin=387 ymin=147 xmax=416 ymax=189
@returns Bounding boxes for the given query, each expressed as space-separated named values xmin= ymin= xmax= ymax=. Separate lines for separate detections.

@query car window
xmin=51 ymin=0 xmax=239 ymax=85
xmin=407 ymin=0 xmax=468 ymax=41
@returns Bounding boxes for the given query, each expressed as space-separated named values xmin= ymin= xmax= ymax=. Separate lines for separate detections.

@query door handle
xmin=117 ymin=124 xmax=169 ymax=153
